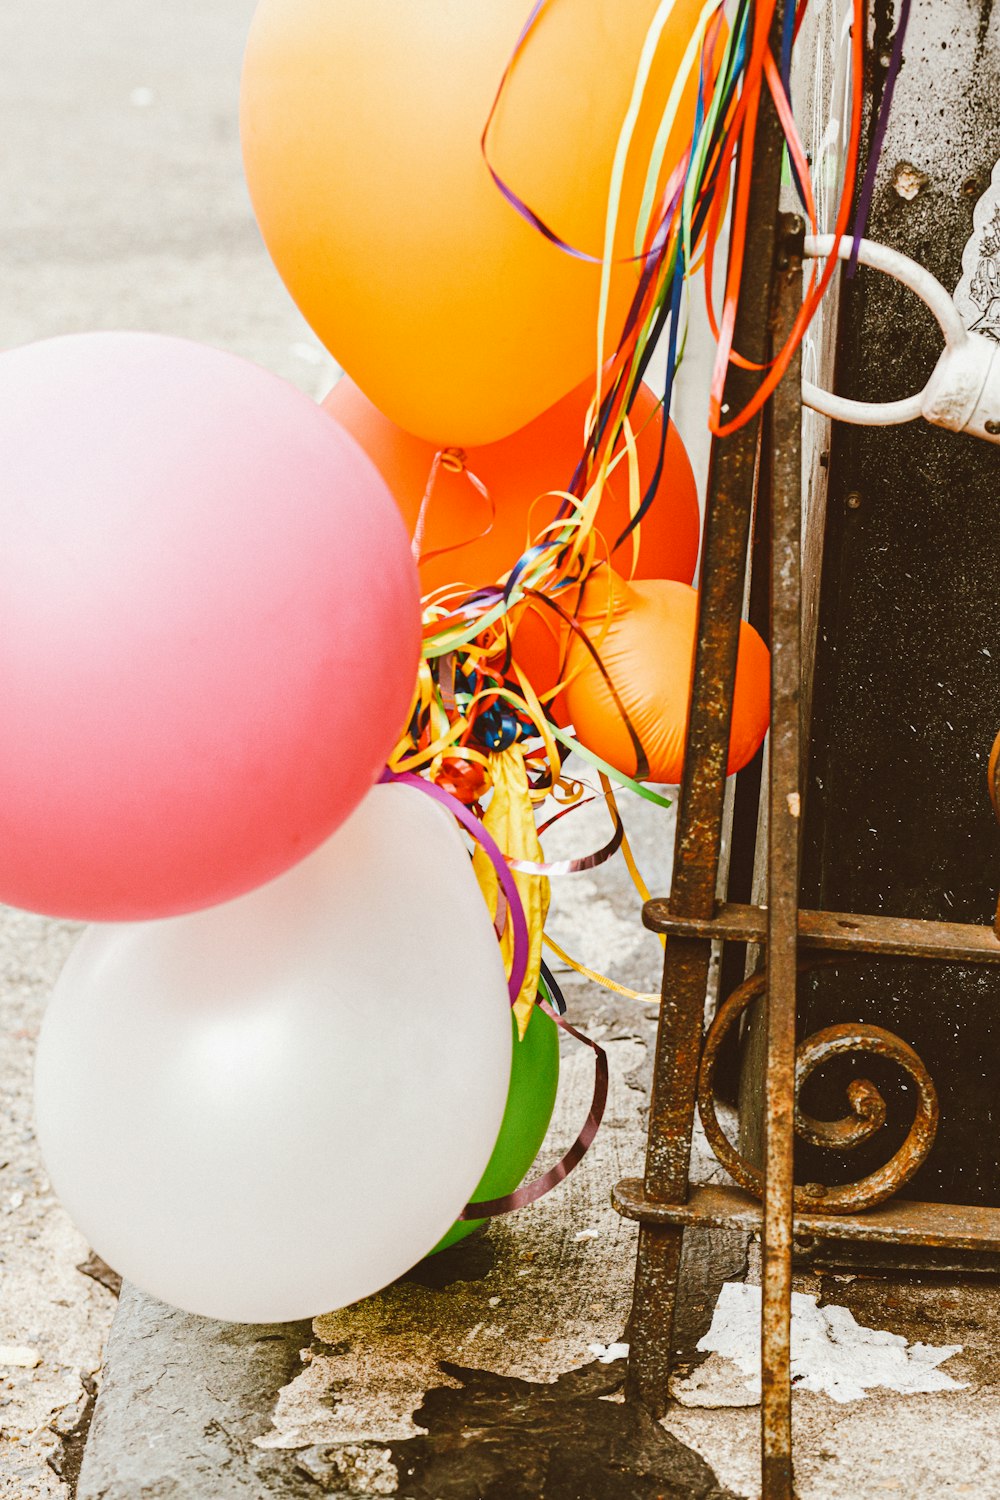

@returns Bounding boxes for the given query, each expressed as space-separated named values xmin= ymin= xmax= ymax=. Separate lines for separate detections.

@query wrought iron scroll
xmin=697 ymin=963 xmax=940 ymax=1213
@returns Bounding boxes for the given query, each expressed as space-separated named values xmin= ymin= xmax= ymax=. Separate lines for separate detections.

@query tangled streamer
xmin=392 ymin=0 xmax=872 ymax=1011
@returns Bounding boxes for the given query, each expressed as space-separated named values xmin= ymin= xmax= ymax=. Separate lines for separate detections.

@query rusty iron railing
xmin=614 ymin=31 xmax=1000 ymax=1491
xmin=619 ymin=0 xmax=791 ymax=1438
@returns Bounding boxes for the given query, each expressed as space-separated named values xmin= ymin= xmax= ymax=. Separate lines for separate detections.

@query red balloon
xmin=0 ymin=333 xmax=420 ymax=920
xmin=322 ymin=374 xmax=699 ymax=595
xmin=323 ymin=375 xmax=700 ymax=711
xmin=562 ymin=570 xmax=770 ymax=783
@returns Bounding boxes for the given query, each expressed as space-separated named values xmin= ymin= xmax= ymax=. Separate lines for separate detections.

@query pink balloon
xmin=0 ymin=332 xmax=420 ymax=921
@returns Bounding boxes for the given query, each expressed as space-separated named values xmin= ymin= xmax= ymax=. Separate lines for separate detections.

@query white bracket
xmin=802 ymin=233 xmax=1000 ymax=446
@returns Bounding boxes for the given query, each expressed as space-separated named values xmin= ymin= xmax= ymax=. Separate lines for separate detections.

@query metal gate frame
xmin=612 ymin=16 xmax=1000 ymax=1492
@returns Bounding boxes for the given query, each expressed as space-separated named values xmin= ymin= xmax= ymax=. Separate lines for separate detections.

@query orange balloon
xmin=562 ymin=571 xmax=770 ymax=783
xmin=324 ymin=375 xmax=701 ymax=716
xmin=242 ymin=0 xmax=711 ymax=445
xmin=322 ymin=375 xmax=700 ymax=595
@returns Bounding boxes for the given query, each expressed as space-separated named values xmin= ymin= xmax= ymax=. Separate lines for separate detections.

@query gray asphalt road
xmin=1 ymin=0 xmax=333 ymax=386
xmin=0 ymin=5 xmax=332 ymax=1494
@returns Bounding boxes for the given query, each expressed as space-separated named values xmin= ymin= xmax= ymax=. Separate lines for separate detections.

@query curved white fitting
xmin=800 ymin=233 xmax=1000 ymax=445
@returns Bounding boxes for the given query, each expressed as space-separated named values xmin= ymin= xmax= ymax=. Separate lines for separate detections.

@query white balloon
xmin=34 ymin=783 xmax=511 ymax=1322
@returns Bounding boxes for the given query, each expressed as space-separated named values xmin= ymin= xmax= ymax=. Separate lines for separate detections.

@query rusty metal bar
xmin=622 ymin=0 xmax=790 ymax=1416
xmin=760 ymin=217 xmax=805 ymax=1500
xmin=642 ymin=901 xmax=1000 ymax=963
xmin=613 ymin=1180 xmax=1000 ymax=1252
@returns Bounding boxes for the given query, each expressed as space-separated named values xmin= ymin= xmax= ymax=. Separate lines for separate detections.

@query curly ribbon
xmin=380 ymin=766 xmax=609 ymax=1222
xmin=543 ymin=933 xmax=660 ymax=1005
xmin=481 ymin=0 xmax=681 ymax=272
xmin=538 ymin=958 xmax=568 ymax=1014
xmin=412 ymin=448 xmax=496 ymax=570
xmin=708 ymin=0 xmax=865 ymax=435
xmin=510 ymin=794 xmax=624 ymax=875
xmin=481 ymin=1 xmax=606 ymax=265
xmin=473 ymin=746 xmax=550 ymax=1039
xmin=382 ymin=0 xmax=898 ymax=1225
xmin=460 ymin=994 xmax=609 ymax=1219
xmin=509 ymin=775 xmax=666 ymax=999
xmin=479 ymin=0 xmax=874 ymax=473
xmin=600 ymin=772 xmax=666 ymax=951
xmin=392 ymin=0 xmax=873 ymax=1025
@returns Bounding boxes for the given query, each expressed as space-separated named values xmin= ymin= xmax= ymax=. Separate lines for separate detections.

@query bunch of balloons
xmin=241 ymin=0 xmax=773 ymax=817
xmin=3 ymin=331 xmax=518 ymax=1320
xmin=18 ymin=0 xmax=864 ymax=1323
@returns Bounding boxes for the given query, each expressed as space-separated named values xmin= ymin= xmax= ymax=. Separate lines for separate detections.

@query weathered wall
xmin=800 ymin=0 xmax=1000 ymax=1201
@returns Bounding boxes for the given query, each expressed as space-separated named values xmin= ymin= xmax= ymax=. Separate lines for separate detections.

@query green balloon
xmin=431 ymin=1003 xmax=560 ymax=1253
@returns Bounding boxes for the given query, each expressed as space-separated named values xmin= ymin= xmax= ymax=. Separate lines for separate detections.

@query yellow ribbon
xmin=473 ymin=744 xmax=550 ymax=1039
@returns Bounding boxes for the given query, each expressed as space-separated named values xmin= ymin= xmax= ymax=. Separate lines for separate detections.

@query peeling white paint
xmin=0 ymin=1344 xmax=41 ymax=1369
xmin=696 ymin=1283 xmax=966 ymax=1404
xmin=588 ymin=1342 xmax=630 ymax=1365
xmin=893 ymin=161 xmax=929 ymax=200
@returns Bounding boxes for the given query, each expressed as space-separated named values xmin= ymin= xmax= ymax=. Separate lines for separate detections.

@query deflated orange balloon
xmin=322 ymin=375 xmax=700 ymax=597
xmin=242 ymin=0 xmax=712 ymax=445
xmin=562 ymin=571 xmax=770 ymax=784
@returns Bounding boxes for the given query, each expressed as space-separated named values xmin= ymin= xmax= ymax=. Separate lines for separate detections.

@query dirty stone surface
xmin=0 ymin=911 xmax=116 ymax=1499
xmin=75 ymin=1284 xmax=314 ymax=1500
xmin=70 ymin=791 xmax=1000 ymax=1499
xmin=9 ymin=782 xmax=1000 ymax=1499
xmin=661 ymin=1270 xmax=1000 ymax=1499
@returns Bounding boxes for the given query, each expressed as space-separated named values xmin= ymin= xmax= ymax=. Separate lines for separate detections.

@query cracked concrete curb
xmin=76 ymin=1283 xmax=313 ymax=1499
xmin=76 ymin=1265 xmax=741 ymax=1500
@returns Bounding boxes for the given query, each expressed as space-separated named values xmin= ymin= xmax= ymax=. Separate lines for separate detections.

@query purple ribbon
xmin=847 ymin=0 xmax=911 ymax=277
xmin=380 ymin=769 xmax=609 ymax=1219
xmin=480 ymin=0 xmax=673 ymax=269
xmin=379 ymin=768 xmax=529 ymax=1006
